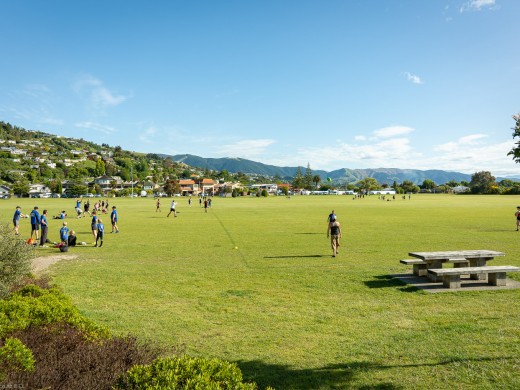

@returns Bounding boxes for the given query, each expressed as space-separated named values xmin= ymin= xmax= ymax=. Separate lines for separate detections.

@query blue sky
xmin=1 ymin=0 xmax=519 ymax=176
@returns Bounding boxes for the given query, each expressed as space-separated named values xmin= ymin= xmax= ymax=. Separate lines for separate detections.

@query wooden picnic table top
xmin=408 ymin=250 xmax=505 ymax=261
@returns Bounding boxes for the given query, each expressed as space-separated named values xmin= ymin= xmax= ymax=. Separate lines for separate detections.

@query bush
xmin=0 ymin=337 xmax=35 ymax=381
xmin=116 ymin=355 xmax=258 ymax=389
xmin=1 ymin=323 xmax=161 ymax=390
xmin=0 ymin=223 xmax=34 ymax=298
xmin=0 ymin=285 xmax=110 ymax=339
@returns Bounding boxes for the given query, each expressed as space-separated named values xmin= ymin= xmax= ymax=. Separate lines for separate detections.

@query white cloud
xmin=75 ymin=121 xmax=117 ymax=135
xmin=354 ymin=135 xmax=366 ymax=141
xmin=403 ymin=72 xmax=423 ymax=85
xmin=373 ymin=126 xmax=415 ymax=138
xmin=73 ymin=75 xmax=129 ymax=110
xmin=216 ymin=139 xmax=276 ymax=159
xmin=460 ymin=0 xmax=496 ymax=13
xmin=434 ymin=133 xmax=487 ymax=152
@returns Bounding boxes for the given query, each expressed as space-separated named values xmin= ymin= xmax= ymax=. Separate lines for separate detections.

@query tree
xmin=303 ymin=163 xmax=313 ymax=190
xmin=312 ymin=175 xmax=321 ymax=189
xmin=292 ymin=167 xmax=304 ymax=189
xmin=12 ymin=178 xmax=30 ymax=197
xmin=507 ymin=113 xmax=520 ymax=163
xmin=470 ymin=171 xmax=496 ymax=194
xmin=95 ymin=159 xmax=106 ymax=176
xmin=401 ymin=180 xmax=420 ymax=193
xmin=357 ymin=177 xmax=379 ymax=194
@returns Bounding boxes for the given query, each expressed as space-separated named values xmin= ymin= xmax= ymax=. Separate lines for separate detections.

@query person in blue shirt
xmin=60 ymin=222 xmax=69 ymax=243
xmin=30 ymin=206 xmax=41 ymax=241
xmin=13 ymin=206 xmax=23 ymax=235
xmin=40 ymin=210 xmax=49 ymax=247
xmin=110 ymin=206 xmax=119 ymax=233
xmin=91 ymin=211 xmax=98 ymax=242
xmin=95 ymin=218 xmax=104 ymax=247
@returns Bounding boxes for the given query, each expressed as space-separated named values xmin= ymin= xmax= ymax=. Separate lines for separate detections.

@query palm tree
xmin=313 ymin=175 xmax=321 ymax=189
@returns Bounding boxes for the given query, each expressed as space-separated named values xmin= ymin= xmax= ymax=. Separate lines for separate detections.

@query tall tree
xmin=292 ymin=167 xmax=304 ymax=189
xmin=507 ymin=113 xmax=520 ymax=163
xmin=470 ymin=171 xmax=496 ymax=194
xmin=312 ymin=175 xmax=321 ymax=189
xmin=303 ymin=163 xmax=313 ymax=190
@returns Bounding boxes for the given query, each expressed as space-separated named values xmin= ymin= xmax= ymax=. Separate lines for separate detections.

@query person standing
xmin=167 ymin=200 xmax=177 ymax=218
xmin=83 ymin=199 xmax=91 ymax=217
xmin=30 ymin=206 xmax=41 ymax=241
xmin=327 ymin=210 xmax=337 ymax=223
xmin=95 ymin=219 xmax=104 ymax=247
xmin=203 ymin=199 xmax=208 ymax=213
xmin=110 ymin=206 xmax=119 ymax=232
xmin=516 ymin=206 xmax=520 ymax=231
xmin=327 ymin=216 xmax=342 ymax=258
xmin=60 ymin=222 xmax=69 ymax=245
xmin=156 ymin=198 xmax=161 ymax=212
xmin=13 ymin=206 xmax=23 ymax=235
xmin=91 ymin=211 xmax=98 ymax=242
xmin=188 ymin=196 xmax=192 ymax=207
xmin=40 ymin=210 xmax=49 ymax=247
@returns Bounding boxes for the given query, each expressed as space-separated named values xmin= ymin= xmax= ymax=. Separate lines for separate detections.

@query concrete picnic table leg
xmin=468 ymin=257 xmax=492 ymax=280
xmin=426 ymin=260 xmax=443 ymax=282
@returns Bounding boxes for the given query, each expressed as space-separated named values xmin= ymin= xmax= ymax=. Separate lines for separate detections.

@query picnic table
xmin=407 ymin=250 xmax=505 ymax=282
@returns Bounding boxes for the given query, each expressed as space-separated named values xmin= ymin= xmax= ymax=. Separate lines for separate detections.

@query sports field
xmin=2 ymin=194 xmax=520 ymax=389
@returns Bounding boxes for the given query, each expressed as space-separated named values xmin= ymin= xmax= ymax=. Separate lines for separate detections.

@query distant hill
xmin=169 ymin=154 xmax=473 ymax=185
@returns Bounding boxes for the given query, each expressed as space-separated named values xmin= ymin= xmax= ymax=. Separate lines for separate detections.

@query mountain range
xmin=169 ymin=154 xmax=476 ymax=185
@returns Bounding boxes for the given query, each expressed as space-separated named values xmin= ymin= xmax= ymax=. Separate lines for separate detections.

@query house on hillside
xmin=179 ymin=179 xmax=198 ymax=195
xmin=0 ymin=185 xmax=10 ymax=198
xmin=94 ymin=175 xmax=123 ymax=193
xmin=199 ymin=178 xmax=216 ymax=195
xmin=29 ymin=184 xmax=51 ymax=198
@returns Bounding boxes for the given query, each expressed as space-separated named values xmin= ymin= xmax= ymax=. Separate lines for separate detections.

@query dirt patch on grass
xmin=32 ymin=254 xmax=78 ymax=275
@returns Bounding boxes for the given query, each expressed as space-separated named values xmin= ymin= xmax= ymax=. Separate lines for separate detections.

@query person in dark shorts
xmin=516 ymin=206 xmax=520 ymax=231
xmin=167 ymin=200 xmax=177 ymax=218
xmin=327 ymin=216 xmax=342 ymax=258
xmin=110 ymin=206 xmax=119 ymax=232
xmin=95 ymin=219 xmax=104 ymax=247
xmin=13 ymin=206 xmax=23 ymax=235
xmin=30 ymin=206 xmax=41 ymax=241
xmin=91 ymin=211 xmax=98 ymax=242
xmin=40 ymin=209 xmax=49 ymax=247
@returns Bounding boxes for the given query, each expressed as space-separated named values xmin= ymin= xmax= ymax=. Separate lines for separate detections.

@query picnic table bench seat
xmin=400 ymin=258 xmax=470 ymax=277
xmin=428 ymin=266 xmax=520 ymax=289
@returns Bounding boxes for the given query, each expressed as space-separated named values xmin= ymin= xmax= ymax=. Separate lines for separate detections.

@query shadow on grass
xmin=239 ymin=356 xmax=515 ymax=389
xmin=238 ymin=360 xmax=391 ymax=390
xmin=263 ymin=255 xmax=327 ymax=259
xmin=364 ymin=275 xmax=406 ymax=289
xmin=295 ymin=232 xmax=323 ymax=235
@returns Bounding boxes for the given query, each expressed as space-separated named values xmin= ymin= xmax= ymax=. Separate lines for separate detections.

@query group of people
xmin=12 ymin=203 xmax=119 ymax=250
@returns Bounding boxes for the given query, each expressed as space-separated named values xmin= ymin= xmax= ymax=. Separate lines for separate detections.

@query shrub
xmin=0 ymin=285 xmax=110 ymax=339
xmin=116 ymin=355 xmax=258 ymax=389
xmin=0 ymin=223 xmax=34 ymax=298
xmin=0 ymin=337 xmax=35 ymax=381
xmin=1 ymin=323 xmax=161 ymax=389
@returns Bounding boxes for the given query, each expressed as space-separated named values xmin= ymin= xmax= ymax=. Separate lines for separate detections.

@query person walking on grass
xmin=327 ymin=210 xmax=336 ymax=223
xmin=110 ymin=206 xmax=119 ymax=232
xmin=95 ymin=218 xmax=104 ymax=247
xmin=167 ymin=200 xmax=177 ymax=218
xmin=40 ymin=209 xmax=49 ymax=247
xmin=327 ymin=216 xmax=342 ymax=258
xmin=91 ymin=211 xmax=98 ymax=242
xmin=30 ymin=206 xmax=41 ymax=242
xmin=516 ymin=206 xmax=520 ymax=231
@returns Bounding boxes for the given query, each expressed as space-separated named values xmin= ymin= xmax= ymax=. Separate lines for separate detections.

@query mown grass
xmin=2 ymin=194 xmax=520 ymax=389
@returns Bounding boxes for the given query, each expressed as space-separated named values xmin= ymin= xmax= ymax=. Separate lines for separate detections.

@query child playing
xmin=95 ymin=218 xmax=104 ymax=247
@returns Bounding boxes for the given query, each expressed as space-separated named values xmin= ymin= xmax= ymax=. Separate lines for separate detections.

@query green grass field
xmin=2 ymin=194 xmax=520 ymax=389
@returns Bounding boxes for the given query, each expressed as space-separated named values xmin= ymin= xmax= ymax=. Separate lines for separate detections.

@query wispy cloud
xmin=75 ymin=121 xmax=117 ymax=135
xmin=73 ymin=75 xmax=129 ymax=112
xmin=460 ymin=0 xmax=497 ymax=13
xmin=216 ymin=139 xmax=276 ymax=159
xmin=373 ymin=126 xmax=414 ymax=139
xmin=403 ymin=72 xmax=423 ymax=85
xmin=139 ymin=126 xmax=157 ymax=144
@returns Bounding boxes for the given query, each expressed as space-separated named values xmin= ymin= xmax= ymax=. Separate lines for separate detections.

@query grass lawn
xmin=2 ymin=194 xmax=520 ymax=389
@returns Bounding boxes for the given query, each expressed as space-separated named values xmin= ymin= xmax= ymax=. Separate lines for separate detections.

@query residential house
xmin=29 ymin=184 xmax=51 ymax=198
xmin=199 ymin=178 xmax=216 ymax=195
xmin=94 ymin=175 xmax=123 ymax=193
xmin=179 ymin=179 xmax=198 ymax=195
xmin=0 ymin=185 xmax=10 ymax=198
